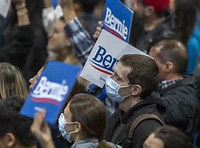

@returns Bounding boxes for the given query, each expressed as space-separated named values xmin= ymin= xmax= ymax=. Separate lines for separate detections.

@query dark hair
xmin=69 ymin=94 xmax=106 ymax=139
xmin=151 ymin=40 xmax=188 ymax=75
xmin=0 ymin=96 xmax=37 ymax=147
xmin=153 ymin=126 xmax=192 ymax=148
xmin=73 ymin=0 xmax=99 ymax=13
xmin=119 ymin=54 xmax=159 ymax=98
xmin=175 ymin=0 xmax=198 ymax=45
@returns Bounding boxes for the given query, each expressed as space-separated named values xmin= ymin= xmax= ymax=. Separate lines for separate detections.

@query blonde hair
xmin=0 ymin=63 xmax=28 ymax=100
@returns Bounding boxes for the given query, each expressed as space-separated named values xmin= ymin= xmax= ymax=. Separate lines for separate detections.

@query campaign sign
xmin=20 ymin=61 xmax=81 ymax=124
xmin=80 ymin=29 xmax=147 ymax=88
xmin=103 ymin=0 xmax=133 ymax=42
xmin=52 ymin=0 xmax=58 ymax=9
xmin=0 ymin=0 xmax=11 ymax=18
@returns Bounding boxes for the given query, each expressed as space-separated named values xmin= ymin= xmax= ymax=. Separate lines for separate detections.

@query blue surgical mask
xmin=58 ymin=113 xmax=79 ymax=143
xmin=105 ymin=76 xmax=125 ymax=103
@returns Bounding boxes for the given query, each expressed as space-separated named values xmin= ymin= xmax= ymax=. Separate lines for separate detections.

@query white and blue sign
xmin=80 ymin=29 xmax=147 ymax=88
xmin=20 ymin=61 xmax=81 ymax=124
xmin=103 ymin=0 xmax=133 ymax=42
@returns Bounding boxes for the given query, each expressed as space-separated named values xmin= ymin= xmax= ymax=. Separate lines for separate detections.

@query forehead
xmin=144 ymin=134 xmax=164 ymax=148
xmin=114 ymin=62 xmax=132 ymax=78
xmin=149 ymin=46 xmax=161 ymax=58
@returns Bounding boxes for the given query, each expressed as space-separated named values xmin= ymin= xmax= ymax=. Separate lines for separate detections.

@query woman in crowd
xmin=47 ymin=17 xmax=80 ymax=65
xmin=31 ymin=93 xmax=120 ymax=148
xmin=0 ymin=63 xmax=28 ymax=100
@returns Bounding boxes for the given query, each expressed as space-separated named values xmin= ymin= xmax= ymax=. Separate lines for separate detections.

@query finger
xmin=98 ymin=21 xmax=103 ymax=27
xmin=31 ymin=110 xmax=46 ymax=133
xmin=96 ymin=26 xmax=102 ymax=32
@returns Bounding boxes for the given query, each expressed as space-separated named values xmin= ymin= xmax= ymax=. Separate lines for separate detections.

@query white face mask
xmin=58 ymin=113 xmax=79 ymax=143
xmin=105 ymin=77 xmax=133 ymax=103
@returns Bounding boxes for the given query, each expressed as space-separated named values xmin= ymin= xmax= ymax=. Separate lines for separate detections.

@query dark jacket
xmin=104 ymin=95 xmax=165 ymax=148
xmin=0 ymin=25 xmax=33 ymax=69
xmin=134 ymin=11 xmax=175 ymax=53
xmin=158 ymin=76 xmax=200 ymax=136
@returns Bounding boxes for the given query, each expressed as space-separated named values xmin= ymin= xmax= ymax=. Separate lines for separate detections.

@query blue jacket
xmin=187 ymin=27 xmax=200 ymax=74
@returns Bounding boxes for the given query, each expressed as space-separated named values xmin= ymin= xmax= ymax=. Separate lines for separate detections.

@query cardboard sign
xmin=20 ymin=61 xmax=81 ymax=124
xmin=0 ymin=0 xmax=11 ymax=18
xmin=103 ymin=0 xmax=133 ymax=42
xmin=80 ymin=29 xmax=147 ymax=88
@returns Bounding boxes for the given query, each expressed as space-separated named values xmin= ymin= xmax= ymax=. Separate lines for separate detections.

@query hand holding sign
xmin=20 ymin=61 xmax=82 ymax=124
xmin=31 ymin=110 xmax=55 ymax=148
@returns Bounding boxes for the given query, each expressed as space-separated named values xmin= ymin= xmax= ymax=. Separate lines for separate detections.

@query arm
xmin=0 ymin=0 xmax=32 ymax=68
xmin=31 ymin=110 xmax=55 ymax=148
xmin=60 ymin=0 xmax=94 ymax=65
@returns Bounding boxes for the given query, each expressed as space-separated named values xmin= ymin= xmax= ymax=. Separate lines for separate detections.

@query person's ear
xmin=144 ymin=6 xmax=154 ymax=16
xmin=3 ymin=133 xmax=16 ymax=147
xmin=165 ymin=61 xmax=174 ymax=73
xmin=131 ymin=85 xmax=142 ymax=96
xmin=75 ymin=122 xmax=81 ymax=133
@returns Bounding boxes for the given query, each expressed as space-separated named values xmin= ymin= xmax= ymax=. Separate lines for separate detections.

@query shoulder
xmin=131 ymin=119 xmax=163 ymax=148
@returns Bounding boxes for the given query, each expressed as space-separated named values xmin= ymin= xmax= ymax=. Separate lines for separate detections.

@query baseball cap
xmin=143 ymin=0 xmax=170 ymax=11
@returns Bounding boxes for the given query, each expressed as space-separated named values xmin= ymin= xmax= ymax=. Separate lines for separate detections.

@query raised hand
xmin=31 ymin=110 xmax=55 ymax=148
xmin=93 ymin=21 xmax=103 ymax=41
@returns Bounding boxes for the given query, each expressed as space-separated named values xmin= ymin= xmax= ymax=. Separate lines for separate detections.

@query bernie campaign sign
xmin=80 ymin=29 xmax=148 ymax=88
xmin=103 ymin=0 xmax=133 ymax=42
xmin=20 ymin=61 xmax=81 ymax=124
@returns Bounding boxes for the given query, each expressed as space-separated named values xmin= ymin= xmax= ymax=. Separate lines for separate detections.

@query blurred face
xmin=131 ymin=0 xmax=146 ymax=19
xmin=47 ymin=19 xmax=71 ymax=55
xmin=143 ymin=134 xmax=164 ymax=148
xmin=149 ymin=47 xmax=166 ymax=81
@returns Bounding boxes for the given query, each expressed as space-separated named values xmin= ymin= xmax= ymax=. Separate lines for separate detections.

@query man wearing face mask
xmin=104 ymin=54 xmax=166 ymax=148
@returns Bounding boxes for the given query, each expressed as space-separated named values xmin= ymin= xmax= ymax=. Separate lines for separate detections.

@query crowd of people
xmin=0 ymin=0 xmax=200 ymax=147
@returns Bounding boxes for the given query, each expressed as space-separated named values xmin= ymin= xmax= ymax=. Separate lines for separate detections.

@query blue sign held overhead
xmin=20 ymin=61 xmax=81 ymax=124
xmin=103 ymin=0 xmax=133 ymax=43
xmin=52 ymin=0 xmax=59 ymax=9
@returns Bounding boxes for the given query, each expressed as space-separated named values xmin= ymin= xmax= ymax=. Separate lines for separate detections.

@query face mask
xmin=105 ymin=77 xmax=132 ymax=103
xmin=58 ymin=113 xmax=79 ymax=143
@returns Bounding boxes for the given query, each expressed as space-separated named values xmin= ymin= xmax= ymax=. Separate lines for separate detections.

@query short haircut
xmin=153 ymin=126 xmax=192 ymax=148
xmin=119 ymin=54 xmax=159 ymax=98
xmin=69 ymin=94 xmax=106 ymax=139
xmin=0 ymin=96 xmax=37 ymax=147
xmin=151 ymin=40 xmax=188 ymax=75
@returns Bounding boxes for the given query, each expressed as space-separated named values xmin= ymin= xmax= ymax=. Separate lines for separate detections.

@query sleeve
xmin=0 ymin=25 xmax=33 ymax=69
xmin=64 ymin=17 xmax=94 ymax=65
xmin=131 ymin=119 xmax=162 ymax=148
